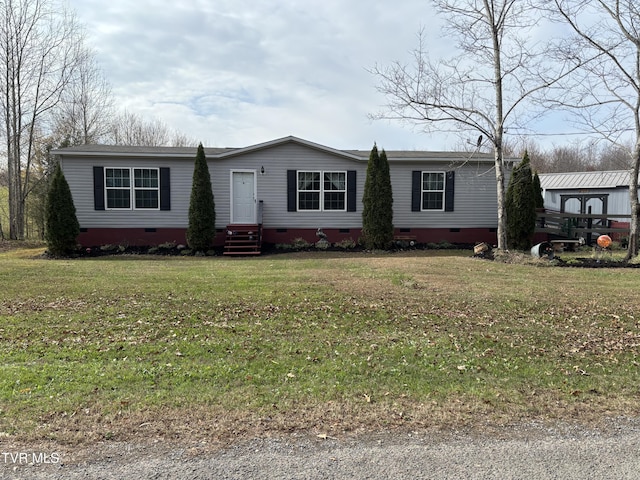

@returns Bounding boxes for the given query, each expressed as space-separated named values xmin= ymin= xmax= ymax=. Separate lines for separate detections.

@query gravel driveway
xmin=4 ymin=419 xmax=640 ymax=479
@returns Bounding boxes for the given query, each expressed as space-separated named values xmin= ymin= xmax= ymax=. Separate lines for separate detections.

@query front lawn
xmin=1 ymin=246 xmax=639 ymax=445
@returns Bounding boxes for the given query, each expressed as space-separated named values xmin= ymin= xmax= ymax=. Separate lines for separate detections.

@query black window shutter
xmin=159 ymin=167 xmax=170 ymax=210
xmin=411 ymin=171 xmax=421 ymax=212
xmin=287 ymin=170 xmax=297 ymax=212
xmin=93 ymin=166 xmax=105 ymax=210
xmin=347 ymin=170 xmax=356 ymax=212
xmin=445 ymin=171 xmax=455 ymax=212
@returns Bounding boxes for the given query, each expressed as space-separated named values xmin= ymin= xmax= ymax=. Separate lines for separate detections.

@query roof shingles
xmin=52 ymin=135 xmax=511 ymax=163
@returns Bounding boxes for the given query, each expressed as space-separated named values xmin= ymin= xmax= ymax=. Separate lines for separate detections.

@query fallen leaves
xmin=2 ymin=252 xmax=640 ymax=447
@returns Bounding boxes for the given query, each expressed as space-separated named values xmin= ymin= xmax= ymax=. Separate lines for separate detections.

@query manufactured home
xmin=54 ymin=136 xmax=510 ymax=253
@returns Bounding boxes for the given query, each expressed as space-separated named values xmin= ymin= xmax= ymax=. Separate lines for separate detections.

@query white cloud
xmin=68 ymin=1 xmax=583 ymax=151
xmin=67 ymin=0 xmax=445 ymax=150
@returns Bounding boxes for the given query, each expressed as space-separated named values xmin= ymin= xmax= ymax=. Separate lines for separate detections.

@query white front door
xmin=231 ymin=171 xmax=256 ymax=224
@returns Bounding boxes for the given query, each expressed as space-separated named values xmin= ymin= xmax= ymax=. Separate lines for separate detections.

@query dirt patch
xmin=559 ymin=257 xmax=640 ymax=268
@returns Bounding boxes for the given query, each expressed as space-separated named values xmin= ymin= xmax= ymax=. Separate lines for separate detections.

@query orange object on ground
xmin=597 ymin=235 xmax=612 ymax=248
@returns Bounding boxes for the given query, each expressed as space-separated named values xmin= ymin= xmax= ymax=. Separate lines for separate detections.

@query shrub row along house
xmin=54 ymin=136 xmax=514 ymax=253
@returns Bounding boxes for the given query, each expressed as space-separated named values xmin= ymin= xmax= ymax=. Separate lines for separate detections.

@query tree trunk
xmin=8 ymin=141 xmax=24 ymax=240
xmin=625 ymin=144 xmax=640 ymax=261
xmin=489 ymin=0 xmax=507 ymax=252
xmin=494 ymin=148 xmax=507 ymax=251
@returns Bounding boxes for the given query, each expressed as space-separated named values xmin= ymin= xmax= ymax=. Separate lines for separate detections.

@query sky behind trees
xmin=68 ymin=0 xmax=584 ymax=151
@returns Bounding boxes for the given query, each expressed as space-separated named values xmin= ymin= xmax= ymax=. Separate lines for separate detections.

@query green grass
xmin=1 ymin=246 xmax=640 ymax=445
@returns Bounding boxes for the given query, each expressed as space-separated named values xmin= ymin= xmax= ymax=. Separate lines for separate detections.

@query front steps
xmin=223 ymin=224 xmax=262 ymax=255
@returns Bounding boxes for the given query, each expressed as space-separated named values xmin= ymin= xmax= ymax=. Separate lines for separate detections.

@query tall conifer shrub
xmin=362 ymin=144 xmax=394 ymax=249
xmin=532 ymin=171 xmax=544 ymax=209
xmin=45 ymin=163 xmax=80 ymax=256
xmin=186 ymin=144 xmax=216 ymax=252
xmin=506 ymin=151 xmax=536 ymax=250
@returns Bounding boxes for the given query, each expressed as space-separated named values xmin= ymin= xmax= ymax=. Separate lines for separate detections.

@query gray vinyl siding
xmin=61 ymin=156 xmax=194 ymax=228
xmin=233 ymin=143 xmax=500 ymax=229
xmin=392 ymin=162 xmax=500 ymax=228
xmin=59 ymin=140 xmax=504 ymax=231
xmin=216 ymin=143 xmax=364 ymax=228
xmin=60 ymin=143 xmax=366 ymax=230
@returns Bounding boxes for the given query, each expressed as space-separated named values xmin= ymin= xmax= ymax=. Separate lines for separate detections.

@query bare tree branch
xmin=0 ymin=0 xmax=84 ymax=239
xmin=371 ymin=0 xmax=573 ymax=250
xmin=107 ymin=109 xmax=198 ymax=147
xmin=53 ymin=45 xmax=114 ymax=146
xmin=549 ymin=0 xmax=640 ymax=260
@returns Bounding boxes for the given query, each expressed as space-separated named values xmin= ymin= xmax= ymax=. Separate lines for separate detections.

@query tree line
xmin=0 ymin=0 xmax=195 ymax=241
xmin=504 ymin=140 xmax=634 ymax=175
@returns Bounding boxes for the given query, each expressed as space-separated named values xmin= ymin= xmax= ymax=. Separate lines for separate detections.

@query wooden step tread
xmin=224 ymin=224 xmax=262 ymax=255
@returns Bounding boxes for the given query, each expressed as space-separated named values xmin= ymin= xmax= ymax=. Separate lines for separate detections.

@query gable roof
xmin=539 ymin=170 xmax=632 ymax=190
xmin=214 ymin=136 xmax=364 ymax=161
xmin=51 ymin=135 xmax=508 ymax=164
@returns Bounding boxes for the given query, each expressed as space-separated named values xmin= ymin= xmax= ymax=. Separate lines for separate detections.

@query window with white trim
xmin=105 ymin=168 xmax=131 ymax=209
xmin=105 ymin=167 xmax=159 ymax=209
xmin=422 ymin=172 xmax=445 ymax=210
xmin=297 ymin=171 xmax=346 ymax=211
xmin=323 ymin=172 xmax=346 ymax=210
xmin=134 ymin=168 xmax=159 ymax=208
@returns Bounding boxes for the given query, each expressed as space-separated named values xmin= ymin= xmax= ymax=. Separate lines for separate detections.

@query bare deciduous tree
xmin=0 ymin=0 xmax=84 ymax=239
xmin=109 ymin=110 xmax=170 ymax=147
xmin=54 ymin=46 xmax=114 ymax=146
xmin=24 ymin=46 xmax=111 ymax=236
xmin=549 ymin=0 xmax=640 ymax=260
xmin=498 ymin=137 xmax=632 ymax=173
xmin=597 ymin=143 xmax=633 ymax=171
xmin=108 ymin=110 xmax=198 ymax=147
xmin=371 ymin=0 xmax=577 ymax=250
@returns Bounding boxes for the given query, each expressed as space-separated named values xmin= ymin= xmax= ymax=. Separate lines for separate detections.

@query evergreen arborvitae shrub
xmin=362 ymin=144 xmax=394 ymax=249
xmin=532 ymin=171 xmax=544 ymax=209
xmin=45 ymin=163 xmax=80 ymax=256
xmin=186 ymin=143 xmax=216 ymax=252
xmin=378 ymin=149 xmax=394 ymax=245
xmin=506 ymin=151 xmax=537 ymax=250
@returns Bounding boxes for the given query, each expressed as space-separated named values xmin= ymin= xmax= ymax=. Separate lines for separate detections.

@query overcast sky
xmin=68 ymin=1 xmax=569 ymax=151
